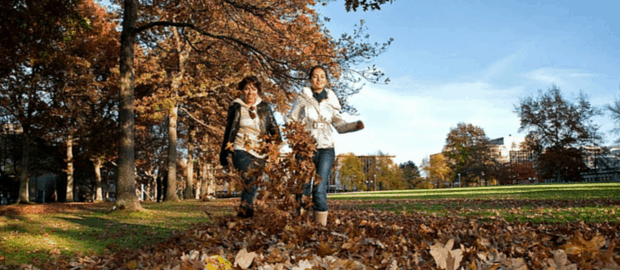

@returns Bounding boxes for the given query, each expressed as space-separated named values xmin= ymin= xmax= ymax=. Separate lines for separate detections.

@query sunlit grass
xmin=0 ymin=200 xmax=234 ymax=267
xmin=332 ymin=183 xmax=620 ymax=224
xmin=328 ymin=183 xmax=620 ymax=200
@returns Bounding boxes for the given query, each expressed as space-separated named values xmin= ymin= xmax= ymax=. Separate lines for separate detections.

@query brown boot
xmin=314 ymin=211 xmax=328 ymax=226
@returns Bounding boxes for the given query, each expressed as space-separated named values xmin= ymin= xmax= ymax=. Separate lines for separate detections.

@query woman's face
xmin=310 ymin=68 xmax=327 ymax=92
xmin=242 ymin=83 xmax=258 ymax=105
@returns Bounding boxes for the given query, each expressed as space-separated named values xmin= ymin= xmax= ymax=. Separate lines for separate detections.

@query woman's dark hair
xmin=308 ymin=65 xmax=329 ymax=81
xmin=238 ymin=76 xmax=262 ymax=94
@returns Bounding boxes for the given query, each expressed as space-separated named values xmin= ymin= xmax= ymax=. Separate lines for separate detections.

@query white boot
xmin=314 ymin=211 xmax=328 ymax=226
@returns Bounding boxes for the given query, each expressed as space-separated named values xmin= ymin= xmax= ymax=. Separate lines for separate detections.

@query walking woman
xmin=220 ymin=76 xmax=280 ymax=218
xmin=287 ymin=66 xmax=364 ymax=226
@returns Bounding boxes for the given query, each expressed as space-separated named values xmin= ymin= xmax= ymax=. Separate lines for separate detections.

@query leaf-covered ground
xmin=35 ymin=198 xmax=620 ymax=270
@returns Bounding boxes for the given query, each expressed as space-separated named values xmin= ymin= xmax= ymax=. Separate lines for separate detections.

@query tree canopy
xmin=337 ymin=153 xmax=366 ymax=191
xmin=399 ymin=160 xmax=421 ymax=189
xmin=514 ymin=84 xmax=603 ymax=181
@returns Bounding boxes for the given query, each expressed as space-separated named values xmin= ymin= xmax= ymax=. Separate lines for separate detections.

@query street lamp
xmin=373 ymin=174 xmax=377 ymax=191
xmin=458 ymin=173 xmax=461 ymax=187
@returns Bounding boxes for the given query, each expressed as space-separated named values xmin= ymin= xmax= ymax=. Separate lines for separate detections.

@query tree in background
xmin=0 ymin=0 xmax=84 ymax=203
xmin=421 ymin=154 xmax=451 ymax=188
xmin=337 ymin=153 xmax=365 ymax=191
xmin=497 ymin=161 xmax=538 ymax=185
xmin=418 ymin=157 xmax=436 ymax=189
xmin=514 ymin=84 xmax=602 ymax=182
xmin=606 ymin=87 xmax=620 ymax=143
xmin=375 ymin=155 xmax=405 ymax=190
xmin=443 ymin=122 xmax=493 ymax=186
xmin=399 ymin=160 xmax=421 ymax=189
xmin=46 ymin=0 xmax=120 ymax=202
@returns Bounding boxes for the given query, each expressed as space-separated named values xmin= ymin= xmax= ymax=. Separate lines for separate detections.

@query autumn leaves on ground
xmin=0 ymin=183 xmax=619 ymax=269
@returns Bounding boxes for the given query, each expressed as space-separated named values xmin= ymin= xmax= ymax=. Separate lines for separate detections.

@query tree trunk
xmin=116 ymin=0 xmax=142 ymax=211
xmin=166 ymin=105 xmax=180 ymax=201
xmin=93 ymin=157 xmax=103 ymax=201
xmin=185 ymin=129 xmax=195 ymax=199
xmin=17 ymin=136 xmax=30 ymax=203
xmin=195 ymin=161 xmax=201 ymax=199
xmin=207 ymin=163 xmax=215 ymax=195
xmin=165 ymin=28 xmax=189 ymax=202
xmin=199 ymin=160 xmax=208 ymax=198
xmin=66 ymin=134 xmax=74 ymax=202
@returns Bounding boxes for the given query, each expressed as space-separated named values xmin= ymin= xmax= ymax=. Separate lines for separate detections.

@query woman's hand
xmin=356 ymin=120 xmax=365 ymax=130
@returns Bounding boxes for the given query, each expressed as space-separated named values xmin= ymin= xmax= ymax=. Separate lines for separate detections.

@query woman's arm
xmin=266 ymin=104 xmax=282 ymax=142
xmin=219 ymin=104 xmax=238 ymax=166
xmin=332 ymin=110 xmax=364 ymax=134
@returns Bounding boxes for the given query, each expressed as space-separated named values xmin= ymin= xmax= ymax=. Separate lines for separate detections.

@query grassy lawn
xmin=329 ymin=182 xmax=620 ymax=224
xmin=0 ymin=199 xmax=235 ymax=267
xmin=328 ymin=182 xmax=620 ymax=200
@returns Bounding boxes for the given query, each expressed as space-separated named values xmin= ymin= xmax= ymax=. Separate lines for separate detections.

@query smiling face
xmin=310 ymin=67 xmax=327 ymax=92
xmin=242 ymin=83 xmax=258 ymax=105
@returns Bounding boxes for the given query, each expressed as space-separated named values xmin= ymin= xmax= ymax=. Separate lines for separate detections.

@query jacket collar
xmin=233 ymin=96 xmax=262 ymax=108
xmin=301 ymin=87 xmax=341 ymax=111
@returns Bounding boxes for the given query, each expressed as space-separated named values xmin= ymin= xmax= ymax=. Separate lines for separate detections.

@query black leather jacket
xmin=219 ymin=101 xmax=280 ymax=166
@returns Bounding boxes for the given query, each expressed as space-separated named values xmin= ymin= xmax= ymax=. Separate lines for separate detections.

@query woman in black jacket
xmin=220 ymin=76 xmax=280 ymax=218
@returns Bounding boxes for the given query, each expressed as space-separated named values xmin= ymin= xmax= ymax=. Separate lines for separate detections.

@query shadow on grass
xmin=56 ymin=215 xmax=174 ymax=252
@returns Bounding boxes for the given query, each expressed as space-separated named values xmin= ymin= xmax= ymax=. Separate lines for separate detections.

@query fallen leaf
xmin=235 ymin=248 xmax=256 ymax=269
xmin=430 ymin=239 xmax=464 ymax=270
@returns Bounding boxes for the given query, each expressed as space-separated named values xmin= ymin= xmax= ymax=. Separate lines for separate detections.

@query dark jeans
xmin=232 ymin=150 xmax=264 ymax=210
xmin=301 ymin=148 xmax=335 ymax=211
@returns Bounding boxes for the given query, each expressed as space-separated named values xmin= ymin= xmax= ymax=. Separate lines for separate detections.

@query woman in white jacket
xmin=287 ymin=66 xmax=364 ymax=226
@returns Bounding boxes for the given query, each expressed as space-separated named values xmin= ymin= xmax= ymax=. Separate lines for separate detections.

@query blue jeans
xmin=232 ymin=150 xmax=264 ymax=210
xmin=302 ymin=148 xmax=335 ymax=211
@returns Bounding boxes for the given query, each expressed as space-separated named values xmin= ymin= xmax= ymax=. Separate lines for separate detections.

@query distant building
xmin=581 ymin=145 xmax=620 ymax=182
xmin=488 ymin=135 xmax=532 ymax=164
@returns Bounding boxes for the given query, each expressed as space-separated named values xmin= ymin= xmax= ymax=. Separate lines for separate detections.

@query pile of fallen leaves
xmin=42 ymin=199 xmax=619 ymax=270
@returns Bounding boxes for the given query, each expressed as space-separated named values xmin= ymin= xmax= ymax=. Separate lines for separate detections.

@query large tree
xmin=422 ymin=154 xmax=451 ymax=188
xmin=443 ymin=122 xmax=494 ymax=186
xmin=399 ymin=160 xmax=421 ymax=189
xmin=337 ymin=153 xmax=365 ymax=191
xmin=375 ymin=156 xmax=405 ymax=190
xmin=514 ymin=84 xmax=602 ymax=182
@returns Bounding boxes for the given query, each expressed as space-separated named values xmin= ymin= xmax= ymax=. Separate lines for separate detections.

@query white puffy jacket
xmin=286 ymin=87 xmax=360 ymax=149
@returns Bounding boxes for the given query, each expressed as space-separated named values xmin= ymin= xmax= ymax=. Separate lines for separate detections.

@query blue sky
xmin=318 ymin=0 xmax=620 ymax=165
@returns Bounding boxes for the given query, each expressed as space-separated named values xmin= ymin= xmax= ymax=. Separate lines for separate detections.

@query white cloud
xmin=482 ymin=49 xmax=526 ymax=81
xmin=333 ymin=79 xmax=522 ymax=165
xmin=524 ymin=67 xmax=567 ymax=86
xmin=523 ymin=68 xmax=599 ymax=88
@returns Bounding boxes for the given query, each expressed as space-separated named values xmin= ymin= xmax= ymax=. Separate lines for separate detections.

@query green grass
xmin=330 ymin=183 xmax=620 ymax=224
xmin=0 ymin=200 xmax=234 ymax=267
xmin=328 ymin=182 xmax=620 ymax=200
